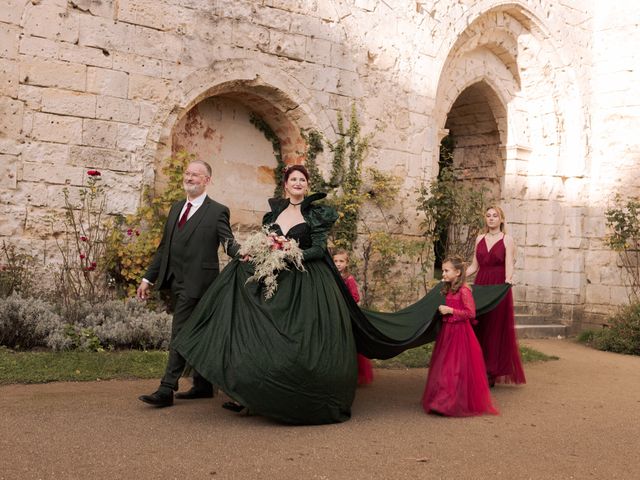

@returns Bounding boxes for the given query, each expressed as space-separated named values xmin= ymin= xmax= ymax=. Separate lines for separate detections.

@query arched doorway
xmin=444 ymin=81 xmax=504 ymax=200
xmin=432 ymin=81 xmax=505 ymax=271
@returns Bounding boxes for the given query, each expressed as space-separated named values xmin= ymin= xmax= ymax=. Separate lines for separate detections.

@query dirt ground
xmin=1 ymin=339 xmax=639 ymax=480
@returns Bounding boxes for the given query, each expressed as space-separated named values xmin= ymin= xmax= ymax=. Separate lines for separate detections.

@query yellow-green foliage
xmin=356 ymin=168 xmax=433 ymax=309
xmin=301 ymin=107 xmax=433 ymax=309
xmin=108 ymin=151 xmax=193 ymax=296
xmin=605 ymin=196 xmax=640 ymax=301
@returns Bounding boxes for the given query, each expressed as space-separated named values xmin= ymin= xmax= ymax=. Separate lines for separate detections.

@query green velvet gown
xmin=172 ymin=193 xmax=510 ymax=425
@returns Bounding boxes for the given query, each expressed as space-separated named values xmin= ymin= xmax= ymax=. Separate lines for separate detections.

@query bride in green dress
xmin=172 ymin=165 xmax=511 ymax=425
xmin=173 ymin=165 xmax=357 ymax=424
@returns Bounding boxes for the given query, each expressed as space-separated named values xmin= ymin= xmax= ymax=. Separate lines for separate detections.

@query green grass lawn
xmin=0 ymin=347 xmax=168 ymax=384
xmin=0 ymin=344 xmax=557 ymax=385
xmin=374 ymin=344 xmax=558 ymax=369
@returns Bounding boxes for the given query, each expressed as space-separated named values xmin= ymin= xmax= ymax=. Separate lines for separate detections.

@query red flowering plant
xmin=53 ymin=169 xmax=116 ymax=309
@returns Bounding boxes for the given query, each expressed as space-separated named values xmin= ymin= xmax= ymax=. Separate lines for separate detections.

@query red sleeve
xmin=344 ymin=275 xmax=360 ymax=304
xmin=448 ymin=286 xmax=476 ymax=323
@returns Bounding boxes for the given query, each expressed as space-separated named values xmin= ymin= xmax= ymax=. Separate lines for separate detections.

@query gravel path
xmin=1 ymin=339 xmax=639 ymax=479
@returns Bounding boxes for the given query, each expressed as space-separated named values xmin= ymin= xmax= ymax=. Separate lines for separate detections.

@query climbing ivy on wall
xmin=300 ymin=129 xmax=325 ymax=193
xmin=330 ymin=106 xmax=368 ymax=251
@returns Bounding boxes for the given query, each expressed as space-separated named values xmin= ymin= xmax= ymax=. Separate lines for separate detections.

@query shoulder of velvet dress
xmin=301 ymin=192 xmax=338 ymax=227
xmin=262 ymin=197 xmax=289 ymax=225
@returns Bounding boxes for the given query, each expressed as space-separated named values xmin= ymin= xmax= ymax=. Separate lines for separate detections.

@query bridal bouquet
xmin=239 ymin=225 xmax=305 ymax=299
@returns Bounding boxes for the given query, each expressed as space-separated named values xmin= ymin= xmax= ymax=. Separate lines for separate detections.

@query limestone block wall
xmin=582 ymin=1 xmax=640 ymax=325
xmin=0 ymin=0 xmax=638 ymax=329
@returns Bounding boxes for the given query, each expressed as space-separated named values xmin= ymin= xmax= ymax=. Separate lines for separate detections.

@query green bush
xmin=594 ymin=303 xmax=640 ymax=355
xmin=576 ymin=329 xmax=597 ymax=344
xmin=579 ymin=303 xmax=640 ymax=356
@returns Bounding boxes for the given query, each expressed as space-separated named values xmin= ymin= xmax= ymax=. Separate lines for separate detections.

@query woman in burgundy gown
xmin=467 ymin=206 xmax=526 ymax=386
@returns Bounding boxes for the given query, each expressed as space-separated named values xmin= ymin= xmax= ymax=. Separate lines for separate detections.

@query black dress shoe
xmin=175 ymin=387 xmax=214 ymax=400
xmin=139 ymin=390 xmax=173 ymax=407
xmin=222 ymin=401 xmax=245 ymax=412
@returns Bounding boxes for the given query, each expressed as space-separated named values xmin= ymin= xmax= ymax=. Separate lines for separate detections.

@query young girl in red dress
xmin=422 ymin=256 xmax=498 ymax=416
xmin=333 ymin=249 xmax=374 ymax=385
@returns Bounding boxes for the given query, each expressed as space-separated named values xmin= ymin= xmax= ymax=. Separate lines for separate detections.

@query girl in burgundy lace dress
xmin=333 ymin=249 xmax=374 ymax=385
xmin=422 ymin=256 xmax=498 ymax=416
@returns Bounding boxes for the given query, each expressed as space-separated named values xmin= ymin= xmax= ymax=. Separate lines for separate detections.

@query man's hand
xmin=137 ymin=281 xmax=151 ymax=300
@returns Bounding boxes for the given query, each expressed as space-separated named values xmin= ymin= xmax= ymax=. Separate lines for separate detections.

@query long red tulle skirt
xmin=474 ymin=239 xmax=526 ymax=385
xmin=422 ymin=321 xmax=498 ymax=417
xmin=357 ymin=354 xmax=374 ymax=385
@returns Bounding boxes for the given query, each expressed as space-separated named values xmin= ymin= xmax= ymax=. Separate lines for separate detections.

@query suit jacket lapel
xmin=179 ymin=196 xmax=211 ymax=241
xmin=169 ymin=200 xmax=186 ymax=228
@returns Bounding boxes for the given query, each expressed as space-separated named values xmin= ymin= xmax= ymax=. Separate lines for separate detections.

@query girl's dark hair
xmin=283 ymin=164 xmax=310 ymax=184
xmin=441 ymin=255 xmax=466 ymax=295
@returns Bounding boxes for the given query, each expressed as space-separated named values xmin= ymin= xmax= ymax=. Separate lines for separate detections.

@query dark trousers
xmin=159 ymin=277 xmax=212 ymax=393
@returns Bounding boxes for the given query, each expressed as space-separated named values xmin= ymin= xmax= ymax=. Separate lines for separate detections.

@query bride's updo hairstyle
xmin=283 ymin=164 xmax=309 ymax=182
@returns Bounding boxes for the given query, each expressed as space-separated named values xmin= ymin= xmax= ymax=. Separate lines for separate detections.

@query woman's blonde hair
xmin=483 ymin=205 xmax=507 ymax=233
xmin=441 ymin=256 xmax=466 ymax=295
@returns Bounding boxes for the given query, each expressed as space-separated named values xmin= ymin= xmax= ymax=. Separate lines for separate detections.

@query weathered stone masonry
xmin=1 ymin=0 xmax=639 ymax=329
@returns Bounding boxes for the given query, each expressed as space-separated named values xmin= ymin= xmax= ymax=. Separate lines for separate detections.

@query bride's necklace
xmin=289 ymin=199 xmax=304 ymax=206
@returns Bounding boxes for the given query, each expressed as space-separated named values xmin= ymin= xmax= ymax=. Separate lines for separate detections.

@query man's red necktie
xmin=178 ymin=202 xmax=192 ymax=228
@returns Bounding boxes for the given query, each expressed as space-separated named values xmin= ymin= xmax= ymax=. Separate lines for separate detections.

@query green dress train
xmin=172 ymin=193 xmax=510 ymax=425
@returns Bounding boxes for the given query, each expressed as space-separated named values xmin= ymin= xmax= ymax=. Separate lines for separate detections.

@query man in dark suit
xmin=138 ymin=159 xmax=239 ymax=407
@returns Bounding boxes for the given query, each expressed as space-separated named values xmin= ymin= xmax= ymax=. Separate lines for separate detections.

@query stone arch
xmin=432 ymin=2 xmax=587 ymax=180
xmin=443 ymin=81 xmax=507 ymax=202
xmin=139 ymin=58 xmax=335 ymax=226
xmin=432 ymin=2 xmax=590 ymax=313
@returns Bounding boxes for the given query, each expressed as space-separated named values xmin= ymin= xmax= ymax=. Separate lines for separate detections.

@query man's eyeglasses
xmin=184 ymin=171 xmax=208 ymax=179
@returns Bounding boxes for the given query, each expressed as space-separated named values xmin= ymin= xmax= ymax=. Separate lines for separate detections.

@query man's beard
xmin=184 ymin=183 xmax=203 ymax=197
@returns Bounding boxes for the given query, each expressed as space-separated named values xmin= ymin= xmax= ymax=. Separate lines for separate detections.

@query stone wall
xmin=1 ymin=0 xmax=639 ymax=329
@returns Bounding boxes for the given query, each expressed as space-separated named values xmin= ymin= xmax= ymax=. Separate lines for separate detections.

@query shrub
xmin=0 ymin=293 xmax=172 ymax=351
xmin=417 ymin=164 xmax=489 ymax=262
xmin=593 ymin=303 xmax=640 ymax=355
xmin=54 ymin=169 xmax=118 ymax=309
xmin=605 ymin=196 xmax=640 ymax=301
xmin=68 ymin=299 xmax=172 ymax=351
xmin=576 ymin=329 xmax=597 ymax=344
xmin=0 ymin=241 xmax=37 ymax=298
xmin=0 ymin=293 xmax=67 ymax=350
